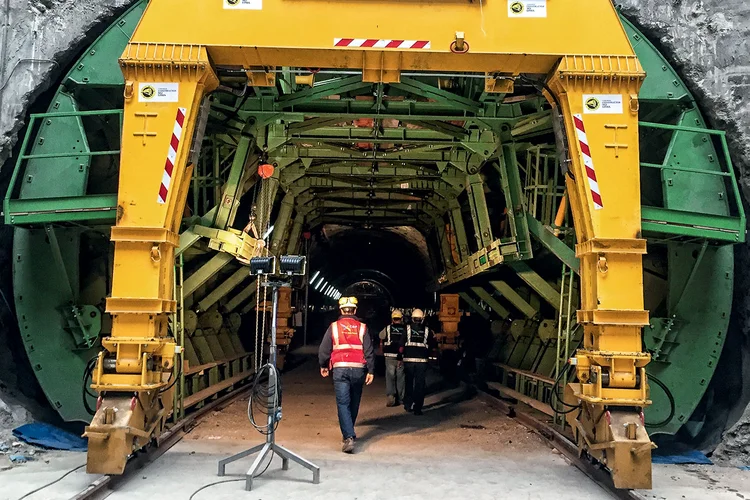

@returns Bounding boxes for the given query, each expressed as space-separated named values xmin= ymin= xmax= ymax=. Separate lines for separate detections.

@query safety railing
xmin=4 ymin=109 xmax=122 ymax=226
xmin=639 ymin=121 xmax=746 ymax=244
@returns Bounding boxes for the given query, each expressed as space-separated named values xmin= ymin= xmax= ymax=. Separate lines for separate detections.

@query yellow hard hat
xmin=339 ymin=296 xmax=358 ymax=309
xmin=391 ymin=309 xmax=403 ymax=319
xmin=412 ymin=308 xmax=424 ymax=319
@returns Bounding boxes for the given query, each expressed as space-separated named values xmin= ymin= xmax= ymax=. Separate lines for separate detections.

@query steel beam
xmin=449 ymin=199 xmax=470 ymax=260
xmin=489 ymin=281 xmax=537 ymax=318
xmin=466 ymin=173 xmax=493 ymax=249
xmin=196 ymin=267 xmax=250 ymax=312
xmin=470 ymin=286 xmax=510 ymax=319
xmin=437 ymin=221 xmax=453 ymax=270
xmin=499 ymin=145 xmax=533 ymax=259
xmin=183 ymin=253 xmax=234 ymax=297
xmin=508 ymin=261 xmax=561 ymax=310
xmin=224 ymin=280 xmax=257 ymax=313
xmin=458 ymin=292 xmax=491 ymax=320
xmin=286 ymin=213 xmax=305 ymax=254
xmin=270 ymin=193 xmax=295 ymax=254
xmin=276 ymin=75 xmax=371 ymax=109
xmin=526 ymin=214 xmax=580 ymax=274
xmin=214 ymin=136 xmax=254 ymax=229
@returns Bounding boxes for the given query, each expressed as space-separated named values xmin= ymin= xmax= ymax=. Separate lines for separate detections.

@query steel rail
xmin=476 ymin=390 xmax=649 ymax=500
xmin=71 ymin=385 xmax=251 ymax=500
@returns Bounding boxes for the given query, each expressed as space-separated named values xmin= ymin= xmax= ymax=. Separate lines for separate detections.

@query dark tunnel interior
xmin=300 ymin=226 xmax=436 ymax=345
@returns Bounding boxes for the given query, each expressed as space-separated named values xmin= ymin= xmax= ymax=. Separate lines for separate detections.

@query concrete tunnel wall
xmin=1 ymin=0 xmax=750 ymax=460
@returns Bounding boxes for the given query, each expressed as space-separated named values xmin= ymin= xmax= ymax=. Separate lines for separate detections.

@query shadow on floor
xmin=354 ymin=384 xmax=480 ymax=452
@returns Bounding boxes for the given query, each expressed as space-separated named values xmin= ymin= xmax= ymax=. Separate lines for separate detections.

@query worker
xmin=378 ymin=309 xmax=406 ymax=407
xmin=399 ymin=308 xmax=434 ymax=415
xmin=318 ymin=296 xmax=375 ymax=453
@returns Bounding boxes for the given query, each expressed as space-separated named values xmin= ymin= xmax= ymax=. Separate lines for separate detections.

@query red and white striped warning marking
xmin=573 ymin=114 xmax=603 ymax=210
xmin=334 ymin=38 xmax=431 ymax=49
xmin=157 ymin=107 xmax=186 ymax=205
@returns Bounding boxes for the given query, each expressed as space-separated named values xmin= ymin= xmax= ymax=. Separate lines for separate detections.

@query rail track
xmin=477 ymin=390 xmax=648 ymax=500
xmin=70 ymin=386 xmax=251 ymax=500
xmin=59 ymin=382 xmax=647 ymax=500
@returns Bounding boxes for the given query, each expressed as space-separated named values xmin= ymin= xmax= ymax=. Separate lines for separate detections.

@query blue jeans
xmin=333 ymin=367 xmax=366 ymax=440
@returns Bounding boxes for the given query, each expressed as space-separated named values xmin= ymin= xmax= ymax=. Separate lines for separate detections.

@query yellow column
xmin=86 ymin=43 xmax=219 ymax=474
xmin=548 ymin=56 xmax=654 ymax=489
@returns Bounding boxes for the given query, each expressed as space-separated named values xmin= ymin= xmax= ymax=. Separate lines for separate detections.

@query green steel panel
xmin=644 ymin=244 xmax=733 ymax=435
xmin=19 ymin=94 xmax=90 ymax=199
xmin=66 ymin=2 xmax=147 ymax=87
xmin=14 ymin=227 xmax=97 ymax=422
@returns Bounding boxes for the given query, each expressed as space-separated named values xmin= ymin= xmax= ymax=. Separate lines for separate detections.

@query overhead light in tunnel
xmin=311 ymin=270 xmax=320 ymax=283
xmin=314 ymin=275 xmax=325 ymax=288
xmin=315 ymin=279 xmax=326 ymax=291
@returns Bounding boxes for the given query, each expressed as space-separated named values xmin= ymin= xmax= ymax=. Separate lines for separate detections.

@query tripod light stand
xmin=218 ymin=255 xmax=320 ymax=491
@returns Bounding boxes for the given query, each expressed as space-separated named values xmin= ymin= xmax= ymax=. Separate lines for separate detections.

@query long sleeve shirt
xmin=318 ymin=315 xmax=375 ymax=374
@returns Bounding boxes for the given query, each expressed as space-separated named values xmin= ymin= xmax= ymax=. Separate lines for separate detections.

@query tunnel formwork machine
xmin=3 ymin=0 xmax=745 ymax=490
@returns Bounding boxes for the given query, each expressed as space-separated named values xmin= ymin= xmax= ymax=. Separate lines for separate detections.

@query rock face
xmin=1 ymin=0 xmax=750 ymax=462
xmin=616 ymin=0 xmax=750 ymax=194
xmin=0 ymin=0 xmax=134 ymax=167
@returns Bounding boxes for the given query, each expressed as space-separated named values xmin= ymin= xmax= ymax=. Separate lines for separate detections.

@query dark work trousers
xmin=403 ymin=362 xmax=428 ymax=411
xmin=385 ymin=357 xmax=405 ymax=403
xmin=332 ymin=367 xmax=366 ymax=440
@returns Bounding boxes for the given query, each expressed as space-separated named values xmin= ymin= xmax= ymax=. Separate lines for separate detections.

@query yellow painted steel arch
xmin=88 ymin=0 xmax=652 ymax=488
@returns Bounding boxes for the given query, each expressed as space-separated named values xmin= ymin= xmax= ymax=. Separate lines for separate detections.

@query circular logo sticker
xmin=585 ymin=97 xmax=601 ymax=111
xmin=227 ymin=0 xmax=239 ymax=4
xmin=141 ymin=85 xmax=155 ymax=99
xmin=510 ymin=1 xmax=525 ymax=14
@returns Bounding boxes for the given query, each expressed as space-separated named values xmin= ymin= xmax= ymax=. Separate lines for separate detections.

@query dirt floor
xmin=1 ymin=351 xmax=750 ymax=499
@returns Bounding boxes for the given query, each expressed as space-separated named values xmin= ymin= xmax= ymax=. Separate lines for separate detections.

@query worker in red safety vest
xmin=318 ymin=296 xmax=375 ymax=453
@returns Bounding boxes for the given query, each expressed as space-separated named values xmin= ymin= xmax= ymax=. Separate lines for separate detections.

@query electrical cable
xmin=643 ymin=374 xmax=675 ymax=428
xmin=187 ymin=479 xmax=245 ymax=500
xmin=547 ymin=363 xmax=582 ymax=414
xmin=16 ymin=463 xmax=85 ymax=500
xmin=248 ymin=363 xmax=282 ymax=435
xmin=82 ymin=356 xmax=98 ymax=416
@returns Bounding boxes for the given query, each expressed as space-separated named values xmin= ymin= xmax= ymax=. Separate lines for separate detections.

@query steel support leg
xmin=466 ymin=173 xmax=493 ymax=249
xmin=449 ymin=199 xmax=470 ymax=260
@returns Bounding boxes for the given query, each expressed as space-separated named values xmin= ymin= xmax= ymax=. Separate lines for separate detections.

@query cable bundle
xmin=247 ymin=363 xmax=282 ymax=435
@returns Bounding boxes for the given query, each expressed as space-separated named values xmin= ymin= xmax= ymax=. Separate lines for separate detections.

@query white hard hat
xmin=412 ymin=308 xmax=424 ymax=319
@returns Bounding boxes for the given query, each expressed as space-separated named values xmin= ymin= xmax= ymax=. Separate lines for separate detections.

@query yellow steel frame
xmin=90 ymin=0 xmax=653 ymax=488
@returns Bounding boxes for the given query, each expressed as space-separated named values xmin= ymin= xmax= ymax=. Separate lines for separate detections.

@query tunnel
xmin=1 ymin=0 xmax=750 ymax=493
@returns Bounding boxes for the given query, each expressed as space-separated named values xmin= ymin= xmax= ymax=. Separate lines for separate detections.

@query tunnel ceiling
xmin=1 ymin=0 xmax=746 ymax=451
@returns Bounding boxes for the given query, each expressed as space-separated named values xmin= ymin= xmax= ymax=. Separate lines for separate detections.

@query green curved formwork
xmin=3 ymin=1 xmax=740 ymax=437
xmin=623 ymin=17 xmax=736 ymax=436
xmin=10 ymin=2 xmax=146 ymax=422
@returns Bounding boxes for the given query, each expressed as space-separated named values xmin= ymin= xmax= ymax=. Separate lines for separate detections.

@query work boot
xmin=405 ymin=405 xmax=413 ymax=413
xmin=342 ymin=437 xmax=355 ymax=453
xmin=414 ymin=409 xmax=423 ymax=416
xmin=386 ymin=395 xmax=397 ymax=407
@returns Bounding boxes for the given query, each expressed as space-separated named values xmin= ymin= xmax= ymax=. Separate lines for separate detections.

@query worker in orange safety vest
xmin=318 ymin=296 xmax=375 ymax=453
